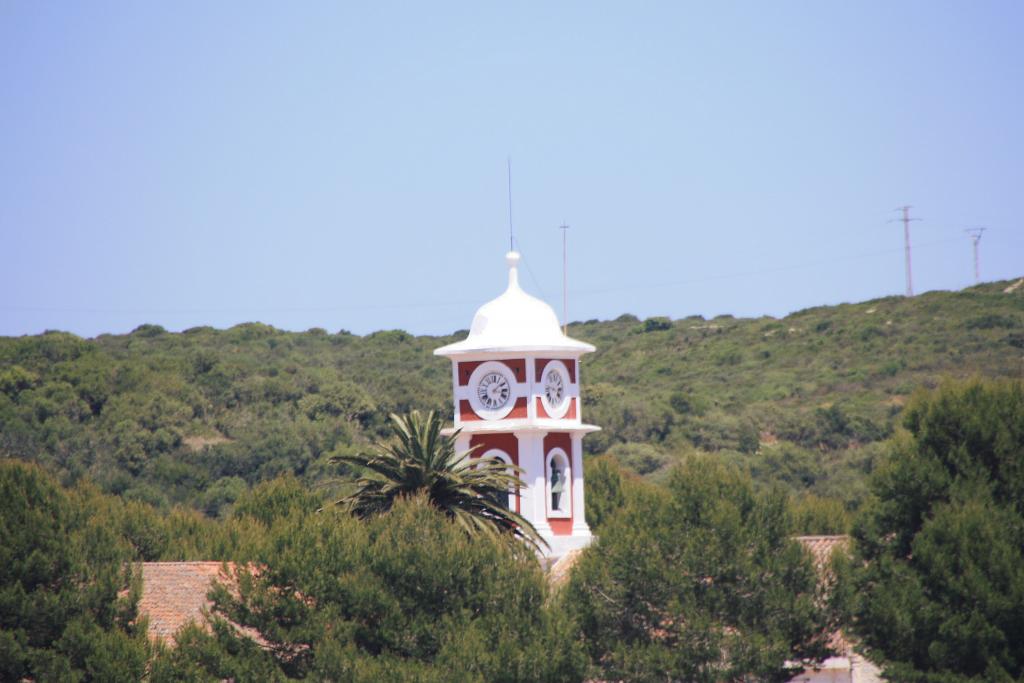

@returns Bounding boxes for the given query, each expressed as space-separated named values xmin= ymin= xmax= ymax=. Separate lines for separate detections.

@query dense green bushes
xmin=844 ymin=380 xmax=1024 ymax=682
xmin=5 ymin=377 xmax=1023 ymax=681
xmin=0 ymin=461 xmax=150 ymax=682
xmin=0 ymin=466 xmax=583 ymax=681
xmin=0 ymin=454 xmax=848 ymax=682
xmin=153 ymin=494 xmax=587 ymax=682
xmin=566 ymin=455 xmax=835 ymax=682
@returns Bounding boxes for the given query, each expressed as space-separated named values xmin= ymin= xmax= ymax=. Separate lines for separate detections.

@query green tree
xmin=565 ymin=455 xmax=834 ymax=682
xmin=299 ymin=379 xmax=375 ymax=425
xmin=332 ymin=410 xmax=543 ymax=550
xmin=605 ymin=442 xmax=673 ymax=476
xmin=737 ymin=420 xmax=760 ymax=454
xmin=789 ymin=493 xmax=851 ymax=535
xmin=848 ymin=379 xmax=1024 ymax=682
xmin=583 ymin=454 xmax=655 ymax=532
xmin=0 ymin=461 xmax=149 ymax=681
xmin=153 ymin=496 xmax=586 ymax=682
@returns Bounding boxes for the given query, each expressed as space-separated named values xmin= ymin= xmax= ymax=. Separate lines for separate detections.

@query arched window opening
xmin=481 ymin=449 xmax=516 ymax=511
xmin=545 ymin=448 xmax=571 ymax=518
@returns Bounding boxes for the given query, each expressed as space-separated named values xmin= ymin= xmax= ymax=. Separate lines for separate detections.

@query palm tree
xmin=330 ymin=410 xmax=545 ymax=552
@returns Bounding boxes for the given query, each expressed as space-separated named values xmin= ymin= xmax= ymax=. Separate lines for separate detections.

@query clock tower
xmin=435 ymin=251 xmax=597 ymax=558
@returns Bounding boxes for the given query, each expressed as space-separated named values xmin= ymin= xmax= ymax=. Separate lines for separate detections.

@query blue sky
xmin=1 ymin=2 xmax=1021 ymax=338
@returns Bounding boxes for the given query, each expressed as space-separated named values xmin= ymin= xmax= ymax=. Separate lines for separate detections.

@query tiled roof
xmin=138 ymin=537 xmax=854 ymax=647
xmin=546 ymin=537 xmax=851 ymax=592
xmin=794 ymin=535 xmax=850 ymax=573
xmin=138 ymin=561 xmax=234 ymax=642
xmin=794 ymin=536 xmax=856 ymax=658
xmin=547 ymin=547 xmax=585 ymax=589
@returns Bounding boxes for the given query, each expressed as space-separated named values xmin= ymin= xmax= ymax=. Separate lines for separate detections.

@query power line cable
xmin=0 ymin=236 xmax=972 ymax=316
xmin=568 ymin=236 xmax=963 ymax=297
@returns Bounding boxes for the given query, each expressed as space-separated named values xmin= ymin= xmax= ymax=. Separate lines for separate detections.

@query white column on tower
xmin=526 ymin=357 xmax=537 ymax=420
xmin=517 ymin=431 xmax=551 ymax=535
xmin=451 ymin=361 xmax=462 ymax=425
xmin=570 ymin=432 xmax=591 ymax=536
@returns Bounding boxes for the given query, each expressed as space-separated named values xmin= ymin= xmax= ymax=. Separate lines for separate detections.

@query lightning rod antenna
xmin=507 ymin=157 xmax=514 ymax=252
xmin=965 ymin=227 xmax=986 ymax=284
xmin=560 ymin=224 xmax=569 ymax=335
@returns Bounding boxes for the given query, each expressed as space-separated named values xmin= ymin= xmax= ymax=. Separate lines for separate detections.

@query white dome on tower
xmin=434 ymin=251 xmax=595 ymax=357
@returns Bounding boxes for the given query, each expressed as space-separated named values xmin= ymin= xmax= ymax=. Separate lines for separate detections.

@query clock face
xmin=466 ymin=361 xmax=517 ymax=420
xmin=540 ymin=360 xmax=571 ymax=418
xmin=477 ymin=371 xmax=511 ymax=410
xmin=544 ymin=368 xmax=565 ymax=408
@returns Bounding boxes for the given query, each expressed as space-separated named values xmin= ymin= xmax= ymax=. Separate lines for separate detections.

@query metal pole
xmin=890 ymin=206 xmax=919 ymax=297
xmin=560 ymin=224 xmax=569 ymax=335
xmin=974 ymin=238 xmax=980 ymax=283
xmin=507 ymin=158 xmax=513 ymax=252
xmin=903 ymin=206 xmax=913 ymax=297
xmin=965 ymin=228 xmax=986 ymax=284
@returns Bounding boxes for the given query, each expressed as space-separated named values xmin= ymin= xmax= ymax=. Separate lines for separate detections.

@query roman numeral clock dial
xmin=544 ymin=369 xmax=564 ymax=406
xmin=477 ymin=372 xmax=510 ymax=410
xmin=540 ymin=360 xmax=571 ymax=418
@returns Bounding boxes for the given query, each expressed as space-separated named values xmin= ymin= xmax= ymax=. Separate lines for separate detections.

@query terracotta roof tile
xmin=794 ymin=536 xmax=855 ymax=656
xmin=138 ymin=561 xmax=235 ymax=642
xmin=794 ymin=535 xmax=850 ymax=573
xmin=140 ymin=538 xmax=855 ymax=648
xmin=547 ymin=548 xmax=585 ymax=589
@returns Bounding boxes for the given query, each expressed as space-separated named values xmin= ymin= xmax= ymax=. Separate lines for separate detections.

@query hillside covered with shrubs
xmin=2 ymin=278 xmax=1020 ymax=526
